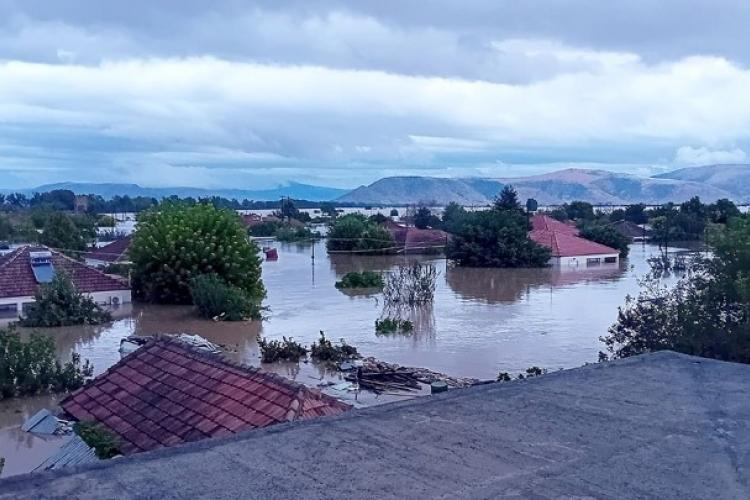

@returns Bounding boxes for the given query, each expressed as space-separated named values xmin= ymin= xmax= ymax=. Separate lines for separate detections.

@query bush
xmin=383 ymin=262 xmax=437 ymax=307
xmin=130 ymin=202 xmax=265 ymax=304
xmin=446 ymin=209 xmax=550 ymax=267
xmin=97 ymin=215 xmax=116 ymax=228
xmin=375 ymin=318 xmax=414 ymax=334
xmin=74 ymin=422 xmax=121 ymax=459
xmin=327 ymin=214 xmax=395 ymax=253
xmin=0 ymin=328 xmax=93 ymax=399
xmin=189 ymin=274 xmax=261 ymax=321
xmin=335 ymin=271 xmax=384 ymax=289
xmin=258 ymin=337 xmax=308 ymax=363
xmin=310 ymin=332 xmax=359 ymax=363
xmin=20 ymin=272 xmax=112 ymax=327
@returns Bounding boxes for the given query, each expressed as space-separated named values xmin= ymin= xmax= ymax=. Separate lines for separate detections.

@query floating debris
xmin=343 ymin=358 xmax=478 ymax=394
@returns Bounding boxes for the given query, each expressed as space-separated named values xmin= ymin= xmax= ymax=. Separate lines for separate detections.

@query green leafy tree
xmin=40 ymin=212 xmax=89 ymax=255
xmin=624 ymin=204 xmax=648 ymax=224
xmin=564 ymin=201 xmax=595 ymax=221
xmin=708 ymin=198 xmax=741 ymax=224
xmin=327 ymin=214 xmax=394 ymax=252
xmin=441 ymin=202 xmax=468 ymax=234
xmin=189 ymin=274 xmax=262 ymax=321
xmin=446 ymin=210 xmax=550 ymax=267
xmin=20 ymin=272 xmax=112 ymax=327
xmin=413 ymin=206 xmax=441 ymax=229
xmin=578 ymin=223 xmax=631 ymax=258
xmin=130 ymin=202 xmax=265 ymax=304
xmin=602 ymin=217 xmax=750 ymax=362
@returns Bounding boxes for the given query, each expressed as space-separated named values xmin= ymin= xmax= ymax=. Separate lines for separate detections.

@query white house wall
xmin=0 ymin=289 xmax=131 ymax=318
xmin=551 ymin=253 xmax=619 ymax=268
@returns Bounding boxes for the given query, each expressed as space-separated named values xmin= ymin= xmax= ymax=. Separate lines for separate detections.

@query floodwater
xmin=0 ymin=240 xmax=681 ymax=476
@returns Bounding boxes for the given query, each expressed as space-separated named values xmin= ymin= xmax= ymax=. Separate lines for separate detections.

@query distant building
xmin=529 ymin=215 xmax=619 ymax=267
xmin=612 ymin=220 xmax=650 ymax=241
xmin=84 ymin=236 xmax=132 ymax=268
xmin=60 ymin=338 xmax=351 ymax=455
xmin=383 ymin=220 xmax=449 ymax=253
xmin=0 ymin=246 xmax=131 ymax=318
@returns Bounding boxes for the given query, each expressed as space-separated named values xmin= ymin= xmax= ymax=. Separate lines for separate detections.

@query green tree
xmin=494 ymin=185 xmax=521 ymax=211
xmin=441 ymin=202 xmax=468 ymax=234
xmin=446 ymin=210 xmax=550 ymax=267
xmin=40 ymin=213 xmax=88 ymax=255
xmin=189 ymin=274 xmax=262 ymax=321
xmin=602 ymin=217 xmax=750 ymax=362
xmin=413 ymin=206 xmax=441 ymax=229
xmin=130 ymin=202 xmax=265 ymax=304
xmin=320 ymin=202 xmax=338 ymax=218
xmin=327 ymin=214 xmax=394 ymax=252
xmin=20 ymin=272 xmax=112 ymax=327
xmin=624 ymin=204 xmax=648 ymax=224
xmin=708 ymin=198 xmax=741 ymax=224
xmin=578 ymin=223 xmax=630 ymax=258
xmin=564 ymin=201 xmax=595 ymax=221
xmin=0 ymin=215 xmax=12 ymax=240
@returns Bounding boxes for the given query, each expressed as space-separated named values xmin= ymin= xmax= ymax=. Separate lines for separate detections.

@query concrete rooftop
xmin=2 ymin=351 xmax=749 ymax=499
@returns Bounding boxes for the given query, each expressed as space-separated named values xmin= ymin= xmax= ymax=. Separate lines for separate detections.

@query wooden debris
xmin=344 ymin=357 xmax=478 ymax=393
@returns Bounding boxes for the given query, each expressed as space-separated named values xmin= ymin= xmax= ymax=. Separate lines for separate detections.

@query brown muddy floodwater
xmin=1 ymin=240 xmax=684 ymax=476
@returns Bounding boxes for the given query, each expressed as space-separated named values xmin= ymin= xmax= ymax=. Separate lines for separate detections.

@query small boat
xmin=263 ymin=247 xmax=278 ymax=260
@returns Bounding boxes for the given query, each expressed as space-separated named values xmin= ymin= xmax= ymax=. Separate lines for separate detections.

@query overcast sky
xmin=2 ymin=0 xmax=750 ymax=189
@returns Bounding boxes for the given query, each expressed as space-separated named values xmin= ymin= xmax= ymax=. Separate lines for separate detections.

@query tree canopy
xmin=130 ymin=202 xmax=265 ymax=304
xmin=326 ymin=213 xmax=394 ymax=252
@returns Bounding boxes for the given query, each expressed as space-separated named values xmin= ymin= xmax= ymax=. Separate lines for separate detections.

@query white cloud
xmin=673 ymin=146 xmax=748 ymax=166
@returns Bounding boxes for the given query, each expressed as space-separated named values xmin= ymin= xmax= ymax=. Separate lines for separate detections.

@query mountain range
xmin=5 ymin=164 xmax=750 ymax=205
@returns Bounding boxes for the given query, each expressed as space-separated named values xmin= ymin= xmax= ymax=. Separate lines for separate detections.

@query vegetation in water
xmin=310 ymin=332 xmax=359 ymax=363
xmin=601 ymin=216 xmax=750 ymax=363
xmin=335 ymin=271 xmax=384 ymax=289
xmin=326 ymin=214 xmax=394 ymax=253
xmin=375 ymin=318 xmax=414 ymax=335
xmin=577 ymin=223 xmax=630 ymax=258
xmin=74 ymin=422 xmax=121 ymax=459
xmin=0 ymin=327 xmax=93 ymax=399
xmin=497 ymin=366 xmax=547 ymax=381
xmin=130 ymin=202 xmax=265 ymax=304
xmin=258 ymin=336 xmax=308 ymax=363
xmin=20 ymin=272 xmax=112 ymax=327
xmin=383 ymin=262 xmax=437 ymax=307
xmin=189 ymin=274 xmax=262 ymax=321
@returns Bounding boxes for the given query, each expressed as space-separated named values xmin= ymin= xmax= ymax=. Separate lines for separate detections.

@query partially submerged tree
xmin=20 ymin=272 xmax=112 ymax=327
xmin=130 ymin=202 xmax=265 ymax=304
xmin=578 ymin=223 xmax=631 ymax=258
xmin=326 ymin=214 xmax=394 ymax=253
xmin=189 ymin=274 xmax=262 ymax=321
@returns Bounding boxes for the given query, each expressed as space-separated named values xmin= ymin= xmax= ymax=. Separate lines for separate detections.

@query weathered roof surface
xmin=84 ymin=236 xmax=132 ymax=263
xmin=34 ymin=436 xmax=99 ymax=472
xmin=529 ymin=228 xmax=619 ymax=257
xmin=530 ymin=214 xmax=579 ymax=234
xmin=0 ymin=246 xmax=130 ymax=299
xmin=3 ymin=351 xmax=749 ymax=499
xmin=60 ymin=338 xmax=350 ymax=454
xmin=384 ymin=222 xmax=449 ymax=252
xmin=613 ymin=220 xmax=650 ymax=239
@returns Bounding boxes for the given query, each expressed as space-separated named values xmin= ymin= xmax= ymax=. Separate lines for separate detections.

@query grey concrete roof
xmin=2 ymin=351 xmax=749 ymax=499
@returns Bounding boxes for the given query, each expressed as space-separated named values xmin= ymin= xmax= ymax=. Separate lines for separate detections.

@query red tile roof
xmin=85 ymin=236 xmax=132 ymax=263
xmin=384 ymin=222 xmax=449 ymax=252
xmin=61 ymin=338 xmax=351 ymax=455
xmin=529 ymin=229 xmax=618 ymax=257
xmin=530 ymin=215 xmax=579 ymax=235
xmin=0 ymin=246 xmax=130 ymax=299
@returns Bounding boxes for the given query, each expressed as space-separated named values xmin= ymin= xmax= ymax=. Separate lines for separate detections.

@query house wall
xmin=0 ymin=289 xmax=131 ymax=318
xmin=551 ymin=253 xmax=619 ymax=268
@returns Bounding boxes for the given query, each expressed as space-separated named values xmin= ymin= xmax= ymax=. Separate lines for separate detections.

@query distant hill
xmin=653 ymin=164 xmax=750 ymax=201
xmin=337 ymin=168 xmax=731 ymax=205
xmin=12 ymin=182 xmax=349 ymax=202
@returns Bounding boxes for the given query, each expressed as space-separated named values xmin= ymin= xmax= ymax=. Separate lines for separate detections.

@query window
xmin=0 ymin=303 xmax=18 ymax=318
xmin=586 ymin=257 xmax=601 ymax=266
xmin=604 ymin=256 xmax=617 ymax=263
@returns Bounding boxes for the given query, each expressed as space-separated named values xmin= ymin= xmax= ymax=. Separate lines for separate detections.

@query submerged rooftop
xmin=2 ymin=351 xmax=749 ymax=499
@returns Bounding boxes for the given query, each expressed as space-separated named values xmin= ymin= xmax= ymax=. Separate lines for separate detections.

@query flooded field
xmin=1 ymin=240 xmax=687 ymax=476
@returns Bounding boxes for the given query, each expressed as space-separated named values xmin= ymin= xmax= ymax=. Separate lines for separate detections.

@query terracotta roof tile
xmin=0 ymin=245 xmax=129 ymax=299
xmin=61 ymin=338 xmax=350 ymax=454
xmin=84 ymin=236 xmax=132 ymax=263
xmin=528 ymin=215 xmax=618 ymax=257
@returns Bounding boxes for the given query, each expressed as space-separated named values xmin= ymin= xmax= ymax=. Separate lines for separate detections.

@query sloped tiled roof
xmin=529 ymin=229 xmax=618 ymax=257
xmin=530 ymin=214 xmax=579 ymax=235
xmin=384 ymin=222 xmax=449 ymax=251
xmin=60 ymin=338 xmax=351 ymax=455
xmin=85 ymin=236 xmax=132 ymax=263
xmin=0 ymin=246 xmax=130 ymax=299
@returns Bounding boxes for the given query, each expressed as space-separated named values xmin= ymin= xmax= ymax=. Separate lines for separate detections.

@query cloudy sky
xmin=2 ymin=0 xmax=750 ymax=189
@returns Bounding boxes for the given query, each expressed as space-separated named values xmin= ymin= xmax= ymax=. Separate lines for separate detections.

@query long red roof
xmin=84 ymin=236 xmax=132 ymax=263
xmin=61 ymin=338 xmax=351 ymax=454
xmin=528 ymin=215 xmax=618 ymax=257
xmin=0 ymin=246 xmax=129 ymax=299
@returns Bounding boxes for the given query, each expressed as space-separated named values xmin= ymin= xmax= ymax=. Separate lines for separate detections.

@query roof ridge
xmin=49 ymin=246 xmax=129 ymax=286
xmin=0 ymin=245 xmax=26 ymax=271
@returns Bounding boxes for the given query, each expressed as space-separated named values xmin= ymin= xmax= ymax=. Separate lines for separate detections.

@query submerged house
xmin=383 ymin=220 xmax=449 ymax=253
xmin=60 ymin=338 xmax=351 ymax=455
xmin=84 ymin=236 xmax=132 ymax=268
xmin=0 ymin=245 xmax=131 ymax=318
xmin=612 ymin=220 xmax=650 ymax=241
xmin=529 ymin=215 xmax=620 ymax=267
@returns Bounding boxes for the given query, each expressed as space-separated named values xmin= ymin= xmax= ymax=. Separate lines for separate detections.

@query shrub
xmin=189 ymin=274 xmax=261 ymax=321
xmin=258 ymin=337 xmax=308 ymax=363
xmin=74 ymin=422 xmax=121 ymax=459
xmin=310 ymin=331 xmax=359 ymax=363
xmin=130 ymin=202 xmax=265 ymax=304
xmin=20 ymin=272 xmax=112 ymax=327
xmin=0 ymin=328 xmax=93 ymax=399
xmin=578 ymin=223 xmax=630 ymax=258
xmin=383 ymin=262 xmax=437 ymax=307
xmin=375 ymin=318 xmax=414 ymax=334
xmin=335 ymin=271 xmax=384 ymax=289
